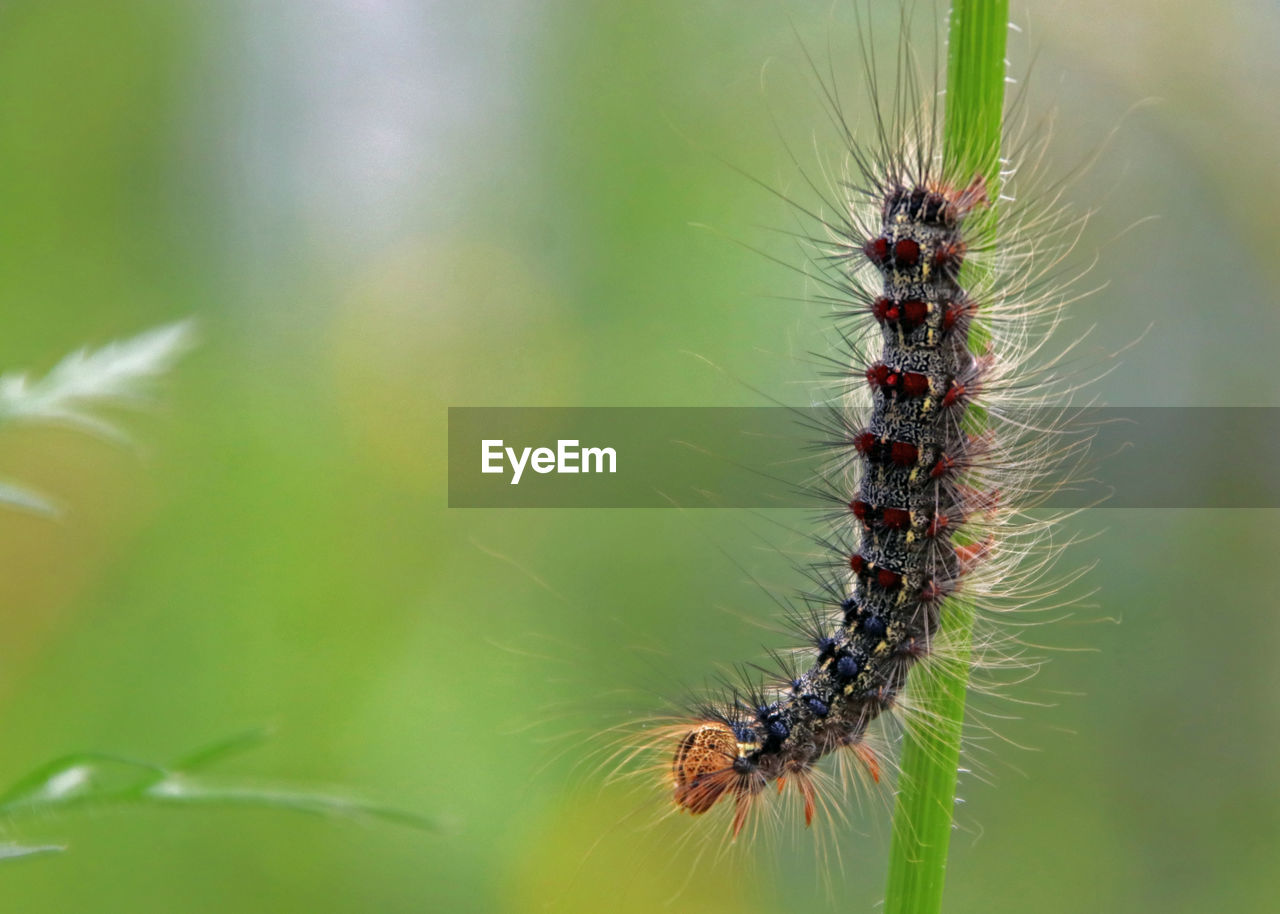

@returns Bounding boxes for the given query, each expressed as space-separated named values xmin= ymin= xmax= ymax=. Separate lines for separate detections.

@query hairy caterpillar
xmin=638 ymin=7 xmax=1099 ymax=846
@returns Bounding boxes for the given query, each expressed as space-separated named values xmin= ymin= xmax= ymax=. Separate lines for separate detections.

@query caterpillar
xmin=673 ymin=180 xmax=990 ymax=836
xmin=651 ymin=7 xmax=1098 ymax=844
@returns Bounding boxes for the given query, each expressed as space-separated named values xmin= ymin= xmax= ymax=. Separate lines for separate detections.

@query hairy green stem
xmin=882 ymin=1 xmax=1008 ymax=912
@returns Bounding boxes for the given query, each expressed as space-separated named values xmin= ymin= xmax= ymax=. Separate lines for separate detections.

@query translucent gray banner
xmin=447 ymin=407 xmax=1280 ymax=508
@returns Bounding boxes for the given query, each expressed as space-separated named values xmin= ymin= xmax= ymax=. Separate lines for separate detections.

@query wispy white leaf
xmin=0 ymin=320 xmax=196 ymax=439
xmin=0 ymin=481 xmax=59 ymax=516
xmin=0 ymin=844 xmax=63 ymax=862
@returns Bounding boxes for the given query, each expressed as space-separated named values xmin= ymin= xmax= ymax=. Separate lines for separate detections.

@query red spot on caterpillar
xmin=868 ymin=364 xmax=933 ymax=397
xmin=927 ymin=513 xmax=950 ymax=537
xmin=919 ymin=579 xmax=945 ymax=603
xmin=950 ymin=299 xmax=980 ymax=333
xmin=873 ymin=297 xmax=929 ymax=330
xmin=875 ymin=568 xmax=901 ymax=590
xmin=902 ymin=372 xmax=930 ymax=396
xmin=942 ymin=380 xmax=966 ymax=407
xmin=889 ymin=441 xmax=918 ymax=466
xmin=942 ymin=301 xmax=960 ymax=331
xmin=864 ymin=237 xmax=889 ymax=265
xmin=893 ymin=238 xmax=920 ymax=266
xmin=850 ymin=499 xmax=869 ymax=522
xmin=933 ymin=240 xmax=965 ymax=270
xmin=849 ymin=554 xmax=865 ymax=574
xmin=931 ymin=454 xmax=955 ymax=478
xmin=881 ymin=507 xmax=910 ymax=530
xmin=854 ymin=431 xmax=877 ymax=454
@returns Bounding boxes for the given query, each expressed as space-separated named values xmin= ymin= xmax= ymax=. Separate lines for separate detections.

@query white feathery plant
xmin=0 ymin=321 xmax=432 ymax=863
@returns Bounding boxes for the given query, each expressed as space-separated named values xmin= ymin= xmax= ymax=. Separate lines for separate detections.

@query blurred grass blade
xmin=0 ymin=752 xmax=167 ymax=814
xmin=0 ymin=481 xmax=59 ymax=516
xmin=169 ymin=727 xmax=274 ymax=773
xmin=144 ymin=777 xmax=438 ymax=830
xmin=0 ymin=734 xmax=436 ymax=861
xmin=0 ymin=844 xmax=63 ymax=862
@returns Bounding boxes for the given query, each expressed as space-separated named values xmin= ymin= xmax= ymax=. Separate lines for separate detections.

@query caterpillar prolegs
xmin=661 ymin=13 xmax=1095 ymax=842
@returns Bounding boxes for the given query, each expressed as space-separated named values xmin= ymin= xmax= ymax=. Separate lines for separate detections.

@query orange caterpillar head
xmin=670 ymin=720 xmax=853 ymax=836
xmin=671 ymin=722 xmax=750 ymax=815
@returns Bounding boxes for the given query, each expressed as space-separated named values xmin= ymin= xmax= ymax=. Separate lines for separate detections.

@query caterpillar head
xmin=671 ymin=722 xmax=755 ymax=815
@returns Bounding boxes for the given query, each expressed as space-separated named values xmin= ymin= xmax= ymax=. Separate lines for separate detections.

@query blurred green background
xmin=0 ymin=0 xmax=1276 ymax=911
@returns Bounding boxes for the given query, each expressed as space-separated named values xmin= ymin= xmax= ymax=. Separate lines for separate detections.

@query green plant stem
xmin=883 ymin=1 xmax=1008 ymax=912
